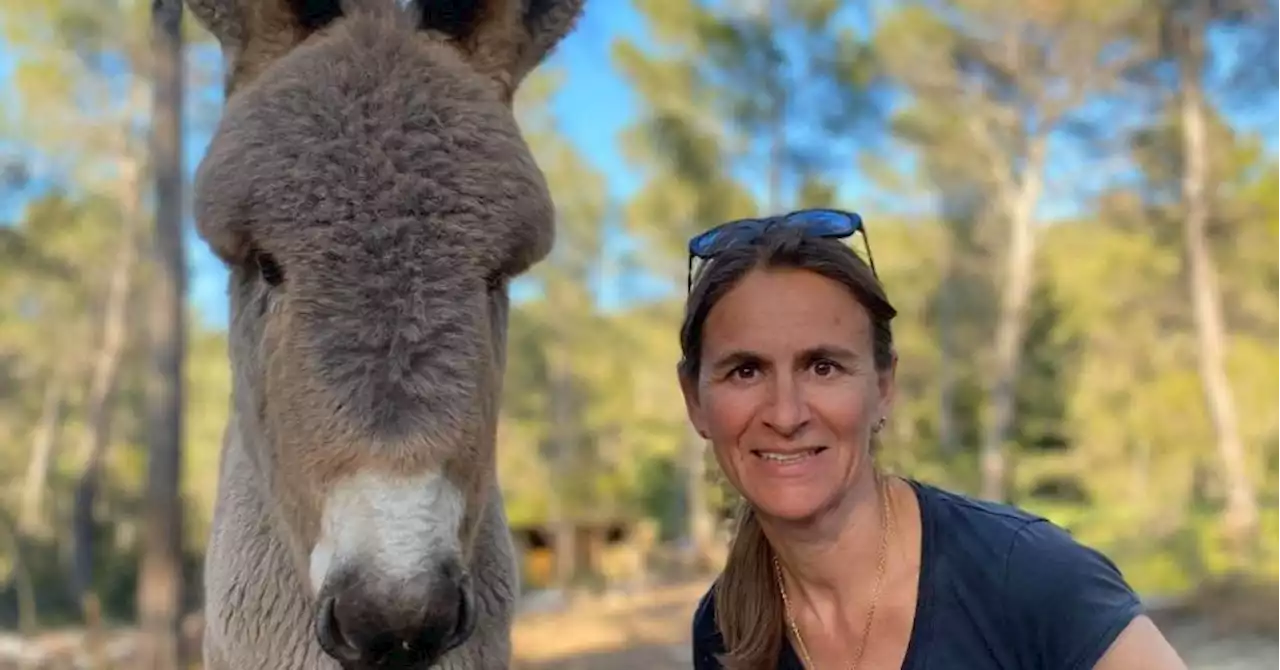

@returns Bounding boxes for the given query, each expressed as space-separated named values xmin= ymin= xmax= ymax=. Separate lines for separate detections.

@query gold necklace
xmin=774 ymin=475 xmax=894 ymax=670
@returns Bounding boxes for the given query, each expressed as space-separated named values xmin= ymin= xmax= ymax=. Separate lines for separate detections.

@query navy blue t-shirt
xmin=691 ymin=479 xmax=1144 ymax=669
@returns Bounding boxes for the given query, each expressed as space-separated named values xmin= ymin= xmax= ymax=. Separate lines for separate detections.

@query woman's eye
xmin=253 ymin=251 xmax=284 ymax=287
xmin=813 ymin=359 xmax=839 ymax=377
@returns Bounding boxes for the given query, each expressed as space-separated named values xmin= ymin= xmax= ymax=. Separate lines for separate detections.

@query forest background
xmin=0 ymin=0 xmax=1277 ymax=666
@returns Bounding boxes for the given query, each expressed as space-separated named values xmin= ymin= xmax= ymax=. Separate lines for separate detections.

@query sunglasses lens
xmin=787 ymin=210 xmax=859 ymax=237
xmin=688 ymin=210 xmax=862 ymax=266
xmin=689 ymin=228 xmax=726 ymax=257
xmin=690 ymin=219 xmax=765 ymax=258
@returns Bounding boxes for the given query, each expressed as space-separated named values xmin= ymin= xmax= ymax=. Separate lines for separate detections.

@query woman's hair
xmin=678 ymin=225 xmax=897 ymax=670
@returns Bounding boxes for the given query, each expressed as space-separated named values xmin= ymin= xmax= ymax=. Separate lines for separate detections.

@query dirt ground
xmin=510 ymin=580 xmax=1279 ymax=670
xmin=1 ymin=579 xmax=1272 ymax=670
xmin=511 ymin=582 xmax=703 ymax=670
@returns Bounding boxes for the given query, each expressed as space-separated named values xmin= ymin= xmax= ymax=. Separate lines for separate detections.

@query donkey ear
xmin=187 ymin=0 xmax=246 ymax=47
xmin=186 ymin=0 xmax=345 ymax=95
xmin=511 ymin=0 xmax=586 ymax=86
xmin=418 ymin=0 xmax=585 ymax=99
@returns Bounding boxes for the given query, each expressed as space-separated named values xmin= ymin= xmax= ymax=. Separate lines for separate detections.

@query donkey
xmin=185 ymin=1 xmax=584 ymax=668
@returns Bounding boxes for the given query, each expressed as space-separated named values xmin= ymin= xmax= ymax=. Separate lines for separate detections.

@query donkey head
xmin=188 ymin=1 xmax=582 ymax=667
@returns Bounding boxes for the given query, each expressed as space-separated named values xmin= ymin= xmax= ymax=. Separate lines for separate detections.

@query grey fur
xmin=187 ymin=1 xmax=584 ymax=667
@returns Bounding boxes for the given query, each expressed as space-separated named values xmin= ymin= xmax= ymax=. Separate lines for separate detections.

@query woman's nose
xmin=762 ymin=374 xmax=810 ymax=436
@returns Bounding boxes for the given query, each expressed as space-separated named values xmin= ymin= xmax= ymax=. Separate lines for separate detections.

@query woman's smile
xmin=751 ymin=446 xmax=831 ymax=474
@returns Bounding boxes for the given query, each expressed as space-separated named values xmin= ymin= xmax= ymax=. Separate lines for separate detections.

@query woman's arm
xmin=1092 ymin=616 xmax=1188 ymax=670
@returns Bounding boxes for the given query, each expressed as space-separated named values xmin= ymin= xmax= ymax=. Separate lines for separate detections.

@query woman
xmin=680 ymin=209 xmax=1187 ymax=670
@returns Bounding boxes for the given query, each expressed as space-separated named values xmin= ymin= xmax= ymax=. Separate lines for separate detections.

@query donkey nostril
xmin=458 ymin=585 xmax=477 ymax=638
xmin=441 ymin=582 xmax=477 ymax=654
xmin=315 ymin=595 xmax=362 ymax=663
xmin=315 ymin=570 xmax=473 ymax=665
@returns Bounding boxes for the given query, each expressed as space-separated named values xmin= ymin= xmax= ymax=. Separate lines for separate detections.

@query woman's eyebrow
xmin=710 ymin=350 xmax=763 ymax=372
xmin=709 ymin=346 xmax=860 ymax=372
xmin=800 ymin=345 xmax=860 ymax=362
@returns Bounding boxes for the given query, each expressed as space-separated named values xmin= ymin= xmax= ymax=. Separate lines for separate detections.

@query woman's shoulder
xmin=913 ymin=479 xmax=1074 ymax=564
xmin=912 ymin=479 xmax=1129 ymax=571
xmin=913 ymin=478 xmax=1137 ymax=591
xmin=999 ymin=517 xmax=1145 ymax=668
xmin=912 ymin=479 xmax=1144 ymax=668
xmin=911 ymin=478 xmax=1047 ymax=532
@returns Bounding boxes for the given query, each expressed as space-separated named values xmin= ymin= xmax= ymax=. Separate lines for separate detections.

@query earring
xmin=872 ymin=417 xmax=887 ymax=434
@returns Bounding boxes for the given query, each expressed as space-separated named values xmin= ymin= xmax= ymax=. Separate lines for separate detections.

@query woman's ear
xmin=678 ymin=367 xmax=710 ymax=440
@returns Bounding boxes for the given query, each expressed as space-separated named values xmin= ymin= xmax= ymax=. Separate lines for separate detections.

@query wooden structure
xmin=509 ymin=518 xmax=658 ymax=592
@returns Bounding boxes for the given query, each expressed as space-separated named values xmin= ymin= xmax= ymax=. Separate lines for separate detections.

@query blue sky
xmin=3 ymin=5 xmax=1276 ymax=331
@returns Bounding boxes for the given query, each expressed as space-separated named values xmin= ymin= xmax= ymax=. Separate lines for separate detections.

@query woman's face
xmin=682 ymin=267 xmax=895 ymax=523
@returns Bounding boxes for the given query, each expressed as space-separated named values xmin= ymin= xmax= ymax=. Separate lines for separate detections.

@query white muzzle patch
xmin=309 ymin=470 xmax=466 ymax=594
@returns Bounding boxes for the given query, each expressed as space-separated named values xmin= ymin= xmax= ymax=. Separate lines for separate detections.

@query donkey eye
xmin=252 ymin=250 xmax=285 ymax=287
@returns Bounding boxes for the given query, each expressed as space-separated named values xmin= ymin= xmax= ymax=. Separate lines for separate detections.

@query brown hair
xmin=678 ymin=225 xmax=897 ymax=669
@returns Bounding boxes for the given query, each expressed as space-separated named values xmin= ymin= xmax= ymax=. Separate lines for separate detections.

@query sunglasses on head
xmin=685 ymin=208 xmax=878 ymax=292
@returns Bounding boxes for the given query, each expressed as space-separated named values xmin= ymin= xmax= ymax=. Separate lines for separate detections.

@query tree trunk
xmin=548 ymin=346 xmax=577 ymax=590
xmin=684 ymin=423 xmax=715 ymax=572
xmin=979 ymin=143 xmax=1046 ymax=502
xmin=765 ymin=0 xmax=784 ymax=213
xmin=933 ymin=176 xmax=985 ymax=457
xmin=18 ymin=373 xmax=67 ymax=536
xmin=70 ymin=155 xmax=141 ymax=617
xmin=936 ymin=225 xmax=959 ymax=456
xmin=1175 ymin=13 xmax=1258 ymax=556
xmin=137 ymin=0 xmax=186 ymax=668
xmin=0 ymin=513 xmax=38 ymax=636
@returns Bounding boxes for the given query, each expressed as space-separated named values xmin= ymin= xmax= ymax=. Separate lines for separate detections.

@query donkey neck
xmin=204 ymin=418 xmax=337 ymax=669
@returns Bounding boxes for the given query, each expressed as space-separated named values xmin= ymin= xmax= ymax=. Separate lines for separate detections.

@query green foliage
xmin=1 ymin=0 xmax=1277 ymax=632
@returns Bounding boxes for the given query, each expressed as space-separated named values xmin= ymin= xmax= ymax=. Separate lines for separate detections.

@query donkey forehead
xmin=194 ymin=15 xmax=554 ymax=274
xmin=291 ymin=257 xmax=495 ymax=445
xmin=198 ymin=18 xmax=548 ymax=442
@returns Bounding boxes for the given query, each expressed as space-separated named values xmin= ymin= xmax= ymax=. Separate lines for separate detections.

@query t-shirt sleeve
xmin=1003 ymin=520 xmax=1145 ymax=670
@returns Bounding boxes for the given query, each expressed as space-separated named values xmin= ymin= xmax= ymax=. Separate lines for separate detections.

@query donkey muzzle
xmin=314 ymin=560 xmax=477 ymax=668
